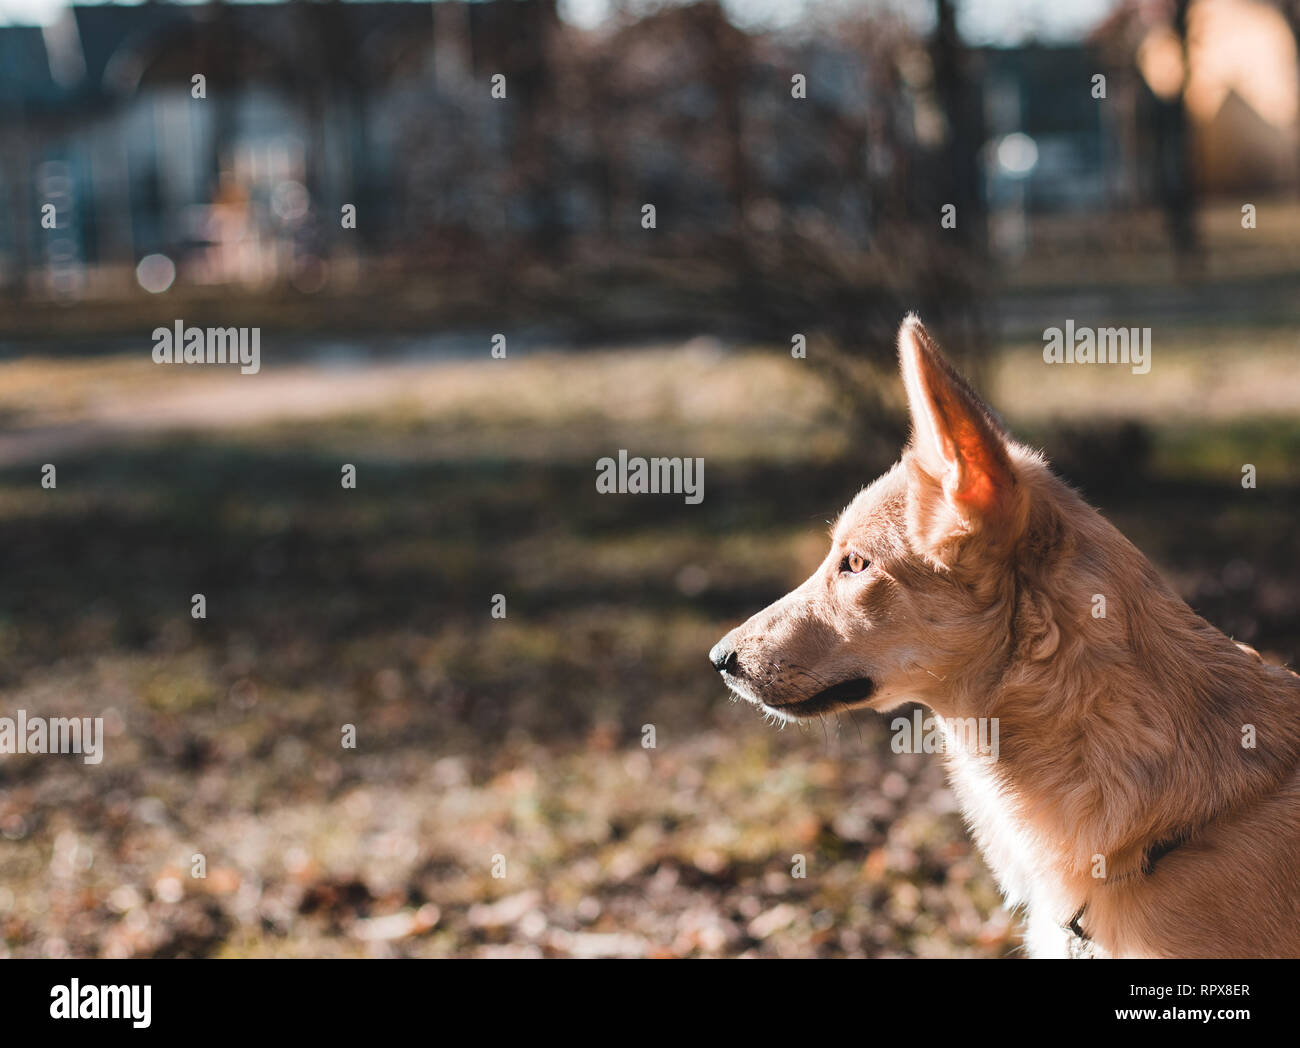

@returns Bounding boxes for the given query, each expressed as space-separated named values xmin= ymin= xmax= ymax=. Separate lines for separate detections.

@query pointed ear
xmin=898 ymin=314 xmax=1015 ymax=527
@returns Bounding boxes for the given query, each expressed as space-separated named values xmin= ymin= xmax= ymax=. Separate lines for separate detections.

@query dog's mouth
xmin=761 ymin=677 xmax=876 ymax=719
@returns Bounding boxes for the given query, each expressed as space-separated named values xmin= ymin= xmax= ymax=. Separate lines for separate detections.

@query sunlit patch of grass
xmin=994 ymin=325 xmax=1300 ymax=426
xmin=1152 ymin=418 xmax=1300 ymax=482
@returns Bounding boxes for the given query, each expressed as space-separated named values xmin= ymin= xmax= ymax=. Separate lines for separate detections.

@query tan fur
xmin=711 ymin=315 xmax=1300 ymax=958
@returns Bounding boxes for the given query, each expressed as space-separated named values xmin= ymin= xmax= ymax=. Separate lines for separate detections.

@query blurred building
xmin=0 ymin=0 xmax=540 ymax=297
xmin=1 ymin=0 xmax=1298 ymax=303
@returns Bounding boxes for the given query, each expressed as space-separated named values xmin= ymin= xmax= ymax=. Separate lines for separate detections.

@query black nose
xmin=709 ymin=639 xmax=738 ymax=674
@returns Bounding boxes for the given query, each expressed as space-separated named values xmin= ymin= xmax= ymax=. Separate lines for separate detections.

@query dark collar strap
xmin=1067 ymin=904 xmax=1088 ymax=941
xmin=1064 ymin=829 xmax=1189 ymax=945
xmin=1141 ymin=831 xmax=1186 ymax=875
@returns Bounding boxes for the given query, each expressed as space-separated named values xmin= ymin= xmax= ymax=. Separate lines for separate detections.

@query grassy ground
xmin=0 ymin=328 xmax=1297 ymax=957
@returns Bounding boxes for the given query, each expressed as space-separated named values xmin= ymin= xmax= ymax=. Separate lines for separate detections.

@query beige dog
xmin=710 ymin=316 xmax=1300 ymax=958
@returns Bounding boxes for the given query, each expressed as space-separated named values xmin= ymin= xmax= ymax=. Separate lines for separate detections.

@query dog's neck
xmin=935 ymin=504 xmax=1300 ymax=921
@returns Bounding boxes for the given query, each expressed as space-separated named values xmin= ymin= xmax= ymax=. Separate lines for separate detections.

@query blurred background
xmin=1 ymin=0 xmax=1298 ymax=958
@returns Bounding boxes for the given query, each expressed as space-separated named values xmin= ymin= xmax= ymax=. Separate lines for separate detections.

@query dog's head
xmin=710 ymin=315 xmax=1042 ymax=720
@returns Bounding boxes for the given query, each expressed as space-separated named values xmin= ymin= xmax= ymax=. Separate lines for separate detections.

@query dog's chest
xmin=940 ymin=740 xmax=1090 ymax=956
xmin=940 ymin=737 xmax=1043 ymax=912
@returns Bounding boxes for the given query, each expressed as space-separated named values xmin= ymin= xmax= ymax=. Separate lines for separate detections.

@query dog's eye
xmin=840 ymin=551 xmax=869 ymax=574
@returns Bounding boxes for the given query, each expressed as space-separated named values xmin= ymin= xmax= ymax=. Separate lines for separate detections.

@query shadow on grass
xmin=2 ymin=423 xmax=1296 ymax=753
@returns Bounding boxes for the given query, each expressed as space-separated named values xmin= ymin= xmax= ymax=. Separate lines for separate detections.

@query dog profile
xmin=710 ymin=315 xmax=1300 ymax=958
